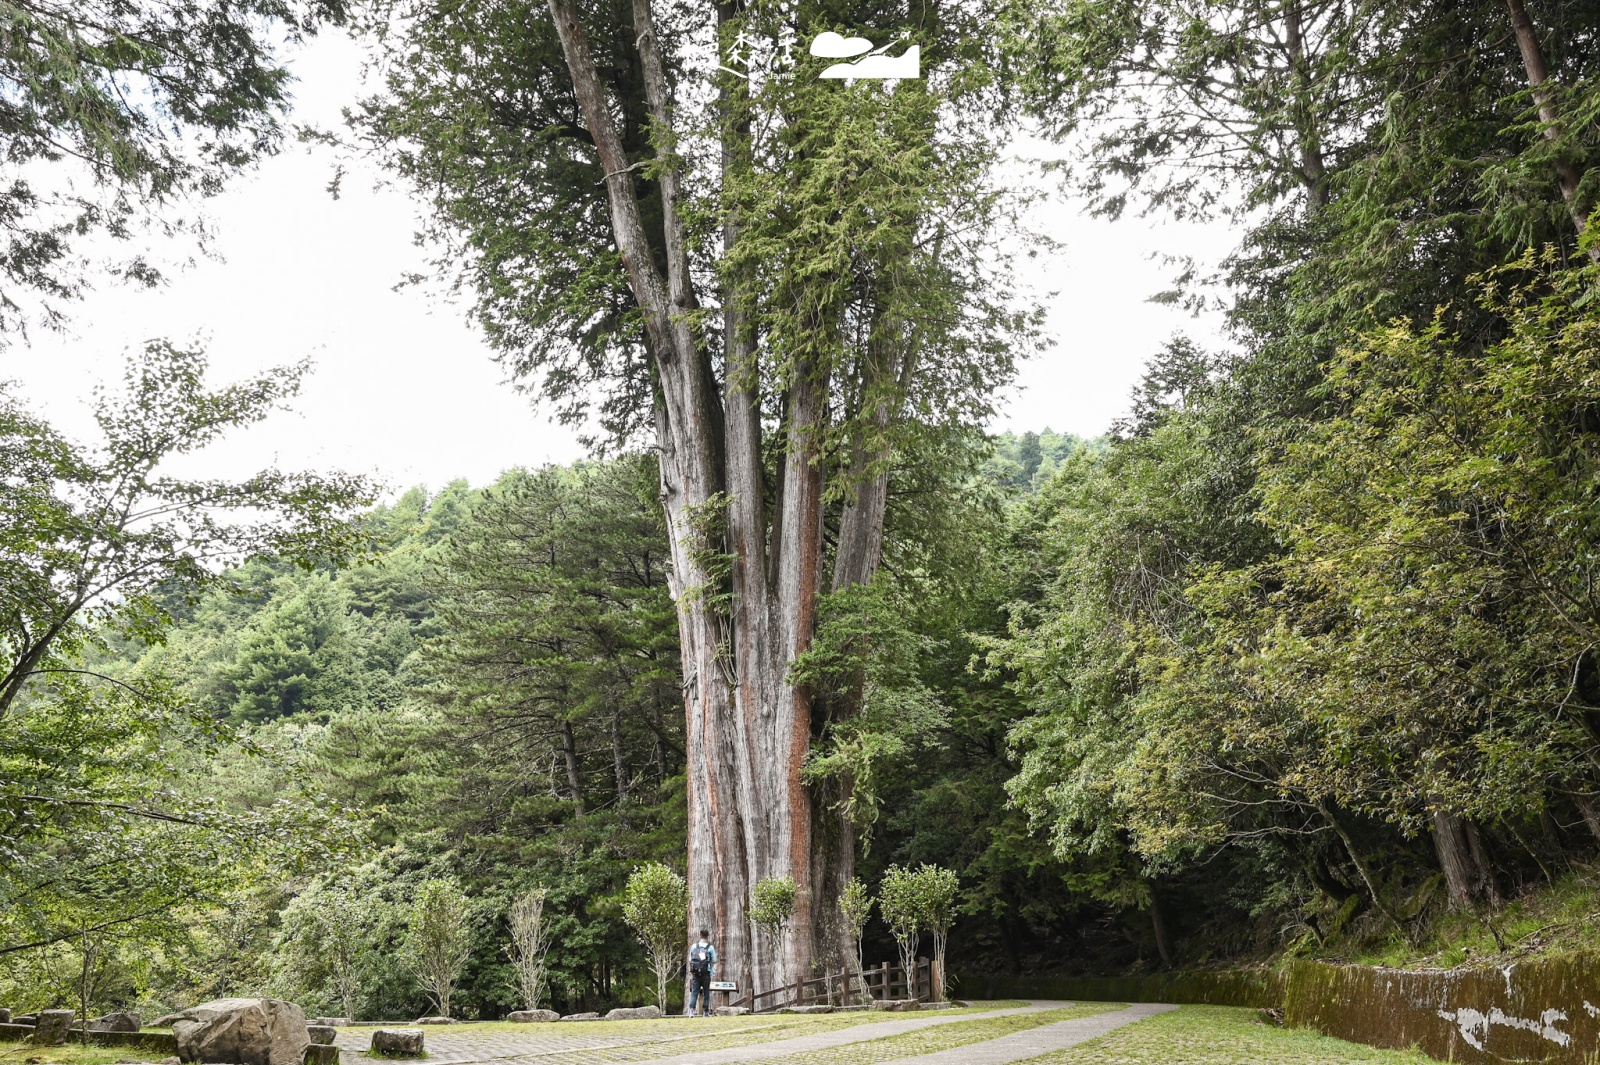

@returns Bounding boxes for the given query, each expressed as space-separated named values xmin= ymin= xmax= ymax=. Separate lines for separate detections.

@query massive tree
xmin=356 ymin=0 xmax=1035 ymax=989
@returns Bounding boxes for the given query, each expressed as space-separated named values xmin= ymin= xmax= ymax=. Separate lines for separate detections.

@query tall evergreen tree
xmin=354 ymin=0 xmax=1040 ymax=988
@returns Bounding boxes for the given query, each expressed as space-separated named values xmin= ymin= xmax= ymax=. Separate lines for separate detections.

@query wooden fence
xmin=735 ymin=958 xmax=941 ymax=1013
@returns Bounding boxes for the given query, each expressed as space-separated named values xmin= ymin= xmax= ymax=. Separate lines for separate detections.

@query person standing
xmin=687 ymin=928 xmax=718 ymax=1017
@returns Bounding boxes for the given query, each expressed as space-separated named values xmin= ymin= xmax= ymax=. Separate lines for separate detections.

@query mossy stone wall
xmin=973 ymin=956 xmax=1600 ymax=1062
xmin=1284 ymin=955 xmax=1600 ymax=1063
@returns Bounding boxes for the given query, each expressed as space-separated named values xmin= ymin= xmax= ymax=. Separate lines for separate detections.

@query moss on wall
xmin=1284 ymin=954 xmax=1600 ymax=1063
xmin=972 ymin=955 xmax=1600 ymax=1062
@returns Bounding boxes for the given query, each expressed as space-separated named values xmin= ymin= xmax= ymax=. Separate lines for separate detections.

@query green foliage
xmin=876 ymin=864 xmax=958 ymax=981
xmin=0 ymin=0 xmax=345 ymax=335
xmin=840 ymin=879 xmax=872 ymax=974
xmin=749 ymin=875 xmax=797 ymax=985
xmin=749 ymin=877 xmax=797 ymax=941
xmin=876 ymin=866 xmax=925 ymax=981
xmin=986 ymin=430 xmax=1087 ymax=493
xmin=0 ymin=345 xmax=368 ymax=1011
xmin=404 ymin=879 xmax=472 ymax=1018
xmin=918 ymin=867 xmax=960 ymax=941
xmin=796 ymin=580 xmax=949 ymax=835
xmin=218 ymin=576 xmax=367 ymax=723
xmin=352 ymin=0 xmax=1039 ymax=450
xmin=290 ymin=459 xmax=684 ymax=1016
xmin=620 ymin=864 xmax=687 ymax=1009
xmin=273 ymin=878 xmax=378 ymax=1019
xmin=1 ymin=342 xmax=372 ymax=720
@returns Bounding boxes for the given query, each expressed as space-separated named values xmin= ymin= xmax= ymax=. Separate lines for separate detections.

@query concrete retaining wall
xmin=971 ymin=954 xmax=1600 ymax=1063
xmin=1284 ymin=955 xmax=1600 ymax=1063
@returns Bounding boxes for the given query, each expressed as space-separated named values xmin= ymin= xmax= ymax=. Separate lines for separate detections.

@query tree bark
xmin=1148 ymin=887 xmax=1174 ymax=969
xmin=1318 ymin=801 xmax=1412 ymax=940
xmin=545 ymin=0 xmax=915 ymax=997
xmin=559 ymin=718 xmax=586 ymax=815
xmin=1464 ymin=817 xmax=1505 ymax=908
xmin=1572 ymin=791 xmax=1600 ymax=844
xmin=1502 ymin=0 xmax=1600 ymax=261
xmin=1283 ymin=3 xmax=1329 ymax=214
xmin=1431 ymin=808 xmax=1480 ymax=910
xmin=610 ymin=710 xmax=629 ymax=805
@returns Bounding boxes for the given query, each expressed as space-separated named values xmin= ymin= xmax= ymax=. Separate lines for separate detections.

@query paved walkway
xmin=641 ymin=1002 xmax=1054 ymax=1065
xmin=330 ymin=1004 xmax=1046 ymax=1064
xmin=331 ymin=1000 xmax=1173 ymax=1065
xmin=895 ymin=1003 xmax=1178 ymax=1064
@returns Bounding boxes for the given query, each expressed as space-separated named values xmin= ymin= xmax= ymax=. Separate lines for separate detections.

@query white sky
xmin=1 ymin=32 xmax=1237 ymax=499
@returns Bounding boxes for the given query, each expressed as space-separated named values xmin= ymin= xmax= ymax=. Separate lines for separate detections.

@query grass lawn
xmin=0 ymin=1041 xmax=166 ymax=1065
xmin=1024 ymin=1005 xmax=1435 ymax=1064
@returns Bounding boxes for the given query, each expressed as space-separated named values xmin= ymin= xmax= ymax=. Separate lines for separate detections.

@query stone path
xmin=330 ymin=1001 xmax=1172 ymax=1065
xmin=330 ymin=1006 xmax=1039 ymax=1065
xmin=639 ymin=1003 xmax=1053 ymax=1065
xmin=894 ymin=1003 xmax=1178 ymax=1064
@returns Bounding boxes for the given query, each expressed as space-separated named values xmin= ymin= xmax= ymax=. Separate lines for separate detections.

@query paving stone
xmin=893 ymin=1003 xmax=1178 ymax=1065
xmin=319 ymin=1001 xmax=1124 ymax=1065
xmin=636 ymin=1003 xmax=1054 ymax=1065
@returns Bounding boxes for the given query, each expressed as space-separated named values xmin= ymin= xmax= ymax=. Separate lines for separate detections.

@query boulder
xmin=87 ymin=1011 xmax=142 ymax=1033
xmin=412 ymin=1017 xmax=453 ymax=1025
xmin=13 ymin=1013 xmax=38 ymax=1026
xmin=602 ymin=1006 xmax=661 ymax=1021
xmin=558 ymin=1012 xmax=599 ymax=1022
xmin=303 ymin=1045 xmax=341 ymax=1065
xmin=778 ymin=1005 xmax=833 ymax=1015
xmin=369 ymin=1029 xmax=423 ymax=1057
xmin=168 ymin=997 xmax=311 ymax=1065
xmin=306 ymin=1026 xmax=337 ymax=1045
xmin=31 ymin=1009 xmax=75 ymax=1045
xmin=505 ymin=1010 xmax=558 ymax=1023
xmin=871 ymin=999 xmax=921 ymax=1012
xmin=713 ymin=1007 xmax=749 ymax=1017
xmin=0 ymin=1008 xmax=10 ymax=1023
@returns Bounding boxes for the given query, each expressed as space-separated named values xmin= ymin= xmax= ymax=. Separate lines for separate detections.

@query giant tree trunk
xmin=546 ymin=0 xmax=905 ymax=998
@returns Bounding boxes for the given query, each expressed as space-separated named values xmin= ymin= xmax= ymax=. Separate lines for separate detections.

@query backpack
xmin=689 ymin=943 xmax=712 ymax=973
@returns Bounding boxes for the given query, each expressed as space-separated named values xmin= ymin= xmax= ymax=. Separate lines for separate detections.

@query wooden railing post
xmin=880 ymin=961 xmax=890 ymax=1002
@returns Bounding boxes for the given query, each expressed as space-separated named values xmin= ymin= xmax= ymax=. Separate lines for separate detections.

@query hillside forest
xmin=8 ymin=0 xmax=1600 ymax=1027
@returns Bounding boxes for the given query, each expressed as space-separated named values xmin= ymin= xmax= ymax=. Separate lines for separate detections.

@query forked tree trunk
xmin=545 ymin=0 xmax=904 ymax=998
